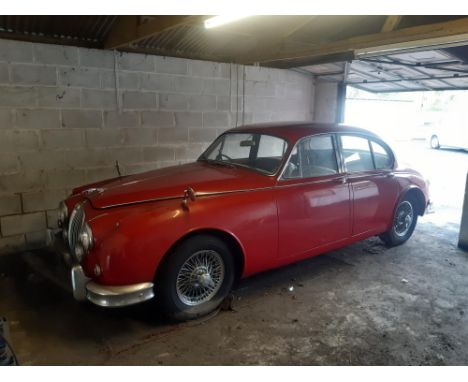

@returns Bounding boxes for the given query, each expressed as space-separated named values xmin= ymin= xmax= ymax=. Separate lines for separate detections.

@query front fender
xmin=82 ymin=188 xmax=278 ymax=286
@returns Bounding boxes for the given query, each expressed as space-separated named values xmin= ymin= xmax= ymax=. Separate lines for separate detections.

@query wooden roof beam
xmin=381 ymin=16 xmax=403 ymax=32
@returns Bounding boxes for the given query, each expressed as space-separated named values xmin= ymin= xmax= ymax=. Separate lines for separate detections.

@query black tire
xmin=430 ymin=135 xmax=440 ymax=149
xmin=157 ymin=234 xmax=235 ymax=322
xmin=380 ymin=195 xmax=418 ymax=247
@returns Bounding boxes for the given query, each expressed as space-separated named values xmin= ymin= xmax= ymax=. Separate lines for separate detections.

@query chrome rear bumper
xmin=48 ymin=229 xmax=155 ymax=308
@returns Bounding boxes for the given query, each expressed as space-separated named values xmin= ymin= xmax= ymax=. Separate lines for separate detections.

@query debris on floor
xmin=363 ymin=242 xmax=386 ymax=255
xmin=220 ymin=295 xmax=236 ymax=312
xmin=445 ymin=258 xmax=456 ymax=267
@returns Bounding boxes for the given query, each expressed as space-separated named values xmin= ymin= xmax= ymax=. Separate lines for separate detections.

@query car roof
xmin=226 ymin=122 xmax=381 ymax=143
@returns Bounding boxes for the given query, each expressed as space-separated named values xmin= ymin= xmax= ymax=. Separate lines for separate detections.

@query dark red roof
xmin=228 ymin=122 xmax=379 ymax=143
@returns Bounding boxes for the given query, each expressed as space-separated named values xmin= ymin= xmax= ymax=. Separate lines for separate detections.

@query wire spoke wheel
xmin=393 ymin=200 xmax=414 ymax=237
xmin=176 ymin=250 xmax=225 ymax=306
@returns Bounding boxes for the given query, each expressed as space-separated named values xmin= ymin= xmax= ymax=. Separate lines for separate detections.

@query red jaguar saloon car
xmin=52 ymin=122 xmax=429 ymax=321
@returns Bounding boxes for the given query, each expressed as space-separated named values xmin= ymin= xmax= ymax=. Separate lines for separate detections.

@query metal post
xmin=335 ymin=62 xmax=350 ymax=124
xmin=335 ymin=82 xmax=347 ymax=124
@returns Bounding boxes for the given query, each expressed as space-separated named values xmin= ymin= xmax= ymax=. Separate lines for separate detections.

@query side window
xmin=340 ymin=135 xmax=374 ymax=172
xmin=283 ymin=134 xmax=338 ymax=179
xmin=371 ymin=141 xmax=393 ymax=169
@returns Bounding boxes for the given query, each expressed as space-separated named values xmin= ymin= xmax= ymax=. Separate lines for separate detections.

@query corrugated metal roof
xmin=0 ymin=15 xmax=117 ymax=47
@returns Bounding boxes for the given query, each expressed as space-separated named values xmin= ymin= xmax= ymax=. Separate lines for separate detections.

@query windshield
xmin=199 ymin=133 xmax=288 ymax=175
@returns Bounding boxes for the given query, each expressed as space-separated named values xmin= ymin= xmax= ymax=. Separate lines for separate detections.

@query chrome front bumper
xmin=71 ymin=266 xmax=155 ymax=307
xmin=47 ymin=229 xmax=155 ymax=308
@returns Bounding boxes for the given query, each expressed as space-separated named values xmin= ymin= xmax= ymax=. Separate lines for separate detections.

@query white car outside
xmin=429 ymin=114 xmax=468 ymax=150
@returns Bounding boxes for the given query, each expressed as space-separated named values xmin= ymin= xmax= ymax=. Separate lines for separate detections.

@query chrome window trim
xmin=369 ymin=139 xmax=395 ymax=171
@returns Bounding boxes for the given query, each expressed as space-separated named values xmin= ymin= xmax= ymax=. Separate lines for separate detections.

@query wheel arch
xmin=402 ymin=186 xmax=426 ymax=216
xmin=154 ymin=228 xmax=245 ymax=287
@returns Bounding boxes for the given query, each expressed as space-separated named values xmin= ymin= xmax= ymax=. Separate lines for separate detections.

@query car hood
xmin=78 ymin=162 xmax=275 ymax=209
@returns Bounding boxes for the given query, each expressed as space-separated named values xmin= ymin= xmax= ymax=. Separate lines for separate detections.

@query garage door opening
xmin=344 ymin=85 xmax=467 ymax=238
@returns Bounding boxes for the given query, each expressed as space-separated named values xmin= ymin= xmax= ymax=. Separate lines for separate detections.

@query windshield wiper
xmin=199 ymin=158 xmax=236 ymax=169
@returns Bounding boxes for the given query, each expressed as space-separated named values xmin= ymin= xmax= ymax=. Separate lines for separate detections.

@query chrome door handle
xmin=386 ymin=172 xmax=395 ymax=178
xmin=334 ymin=176 xmax=347 ymax=184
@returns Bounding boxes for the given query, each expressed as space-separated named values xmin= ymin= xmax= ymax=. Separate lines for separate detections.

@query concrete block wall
xmin=313 ymin=81 xmax=339 ymax=123
xmin=0 ymin=38 xmax=315 ymax=254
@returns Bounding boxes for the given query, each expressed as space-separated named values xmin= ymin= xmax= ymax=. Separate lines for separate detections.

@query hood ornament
xmin=82 ymin=188 xmax=104 ymax=196
xmin=182 ymin=187 xmax=196 ymax=210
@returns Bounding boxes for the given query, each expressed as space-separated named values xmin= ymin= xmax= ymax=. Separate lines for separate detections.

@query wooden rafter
xmin=104 ymin=15 xmax=205 ymax=49
xmin=241 ymin=17 xmax=468 ymax=67
xmin=381 ymin=16 xmax=403 ymax=32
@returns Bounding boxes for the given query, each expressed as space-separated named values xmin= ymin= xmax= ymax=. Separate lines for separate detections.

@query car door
xmin=276 ymin=134 xmax=351 ymax=260
xmin=339 ymin=134 xmax=399 ymax=237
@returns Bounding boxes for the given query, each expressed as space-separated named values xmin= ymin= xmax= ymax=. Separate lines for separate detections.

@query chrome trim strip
xmin=195 ymin=186 xmax=275 ymax=197
xmin=98 ymin=195 xmax=183 ymax=209
xmin=86 ymin=281 xmax=155 ymax=307
xmin=98 ymin=176 xmax=353 ymax=209
xmin=274 ymin=176 xmax=348 ymax=189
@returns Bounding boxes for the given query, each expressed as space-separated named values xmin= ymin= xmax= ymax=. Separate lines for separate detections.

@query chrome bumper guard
xmin=48 ymin=229 xmax=155 ymax=308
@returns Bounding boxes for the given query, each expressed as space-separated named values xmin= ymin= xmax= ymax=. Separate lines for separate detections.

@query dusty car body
xmin=52 ymin=122 xmax=430 ymax=320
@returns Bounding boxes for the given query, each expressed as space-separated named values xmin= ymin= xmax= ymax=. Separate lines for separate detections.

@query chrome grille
xmin=68 ymin=203 xmax=85 ymax=260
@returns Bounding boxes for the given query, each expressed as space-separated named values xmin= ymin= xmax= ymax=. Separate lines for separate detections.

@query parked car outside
xmin=51 ymin=122 xmax=430 ymax=321
xmin=428 ymin=114 xmax=468 ymax=150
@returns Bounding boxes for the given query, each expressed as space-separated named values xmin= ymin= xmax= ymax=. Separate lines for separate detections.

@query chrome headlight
xmin=74 ymin=223 xmax=93 ymax=263
xmin=79 ymin=223 xmax=93 ymax=253
xmin=58 ymin=201 xmax=68 ymax=227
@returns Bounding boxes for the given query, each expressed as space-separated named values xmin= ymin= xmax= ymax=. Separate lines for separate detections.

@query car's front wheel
xmin=158 ymin=234 xmax=235 ymax=321
xmin=380 ymin=196 xmax=418 ymax=247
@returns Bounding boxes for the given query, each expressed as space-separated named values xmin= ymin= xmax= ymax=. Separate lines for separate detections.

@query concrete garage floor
xmin=1 ymin=141 xmax=467 ymax=366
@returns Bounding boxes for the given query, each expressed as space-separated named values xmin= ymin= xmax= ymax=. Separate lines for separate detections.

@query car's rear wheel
xmin=430 ymin=135 xmax=440 ymax=149
xmin=380 ymin=196 xmax=418 ymax=247
xmin=158 ymin=234 xmax=235 ymax=321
